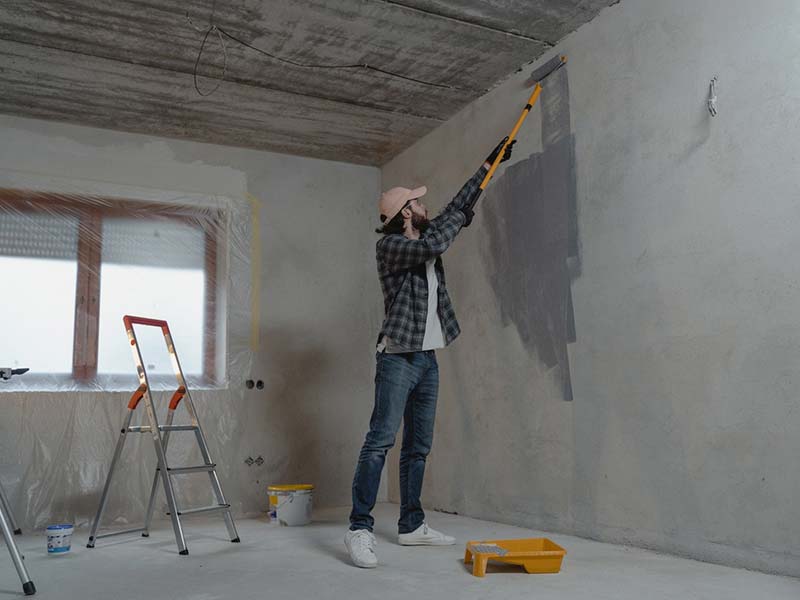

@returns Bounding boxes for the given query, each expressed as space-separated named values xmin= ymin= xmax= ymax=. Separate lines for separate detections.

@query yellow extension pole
xmin=480 ymin=83 xmax=542 ymax=191
xmin=480 ymin=55 xmax=567 ymax=191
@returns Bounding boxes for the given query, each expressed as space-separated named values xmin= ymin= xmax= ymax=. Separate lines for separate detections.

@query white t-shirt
xmin=421 ymin=259 xmax=445 ymax=350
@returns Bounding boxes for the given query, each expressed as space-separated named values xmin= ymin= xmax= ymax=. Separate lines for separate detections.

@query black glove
xmin=485 ymin=136 xmax=516 ymax=165
xmin=460 ymin=188 xmax=483 ymax=228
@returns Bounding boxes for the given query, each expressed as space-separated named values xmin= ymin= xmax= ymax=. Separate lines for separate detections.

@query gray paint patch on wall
xmin=482 ymin=66 xmax=578 ymax=400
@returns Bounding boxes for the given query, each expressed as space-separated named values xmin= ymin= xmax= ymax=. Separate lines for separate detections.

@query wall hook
xmin=708 ymin=77 xmax=718 ymax=117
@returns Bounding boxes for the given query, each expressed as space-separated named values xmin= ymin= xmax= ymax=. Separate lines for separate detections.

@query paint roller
xmin=479 ymin=55 xmax=567 ymax=191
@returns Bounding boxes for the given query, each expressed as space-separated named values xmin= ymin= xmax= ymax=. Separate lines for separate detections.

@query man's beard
xmin=411 ymin=213 xmax=430 ymax=233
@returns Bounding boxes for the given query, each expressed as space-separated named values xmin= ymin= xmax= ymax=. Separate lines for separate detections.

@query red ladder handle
xmin=128 ymin=384 xmax=147 ymax=410
xmin=123 ymin=315 xmax=170 ymax=333
xmin=168 ymin=386 xmax=187 ymax=411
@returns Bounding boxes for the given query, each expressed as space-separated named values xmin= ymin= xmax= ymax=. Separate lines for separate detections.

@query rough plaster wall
xmin=381 ymin=0 xmax=800 ymax=577
xmin=0 ymin=115 xmax=381 ymax=528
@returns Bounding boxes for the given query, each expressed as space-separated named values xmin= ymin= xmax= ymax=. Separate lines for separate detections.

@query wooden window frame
xmin=0 ymin=190 xmax=222 ymax=385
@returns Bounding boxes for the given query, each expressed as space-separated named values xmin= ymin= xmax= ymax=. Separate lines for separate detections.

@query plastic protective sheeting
xmin=0 ymin=187 xmax=254 ymax=529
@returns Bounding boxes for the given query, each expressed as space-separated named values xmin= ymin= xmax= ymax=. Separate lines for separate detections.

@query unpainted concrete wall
xmin=381 ymin=0 xmax=800 ymax=577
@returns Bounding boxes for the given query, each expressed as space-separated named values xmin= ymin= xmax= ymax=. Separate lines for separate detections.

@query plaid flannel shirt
xmin=376 ymin=166 xmax=488 ymax=352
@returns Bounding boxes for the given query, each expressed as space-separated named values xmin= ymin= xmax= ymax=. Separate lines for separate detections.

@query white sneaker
xmin=398 ymin=523 xmax=456 ymax=546
xmin=345 ymin=529 xmax=378 ymax=568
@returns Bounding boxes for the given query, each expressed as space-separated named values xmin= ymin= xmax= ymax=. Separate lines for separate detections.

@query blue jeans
xmin=350 ymin=351 xmax=439 ymax=534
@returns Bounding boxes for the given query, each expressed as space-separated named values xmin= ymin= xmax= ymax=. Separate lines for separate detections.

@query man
xmin=345 ymin=138 xmax=516 ymax=568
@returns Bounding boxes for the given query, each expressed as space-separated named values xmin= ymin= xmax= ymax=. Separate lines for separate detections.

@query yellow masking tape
xmin=245 ymin=192 xmax=262 ymax=352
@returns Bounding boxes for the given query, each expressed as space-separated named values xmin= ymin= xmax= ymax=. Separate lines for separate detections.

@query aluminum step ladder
xmin=87 ymin=315 xmax=239 ymax=555
xmin=0 ymin=482 xmax=34 ymax=595
xmin=0 ymin=367 xmax=35 ymax=595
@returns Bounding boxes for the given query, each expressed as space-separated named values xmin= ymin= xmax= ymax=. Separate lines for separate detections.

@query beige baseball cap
xmin=378 ymin=185 xmax=427 ymax=224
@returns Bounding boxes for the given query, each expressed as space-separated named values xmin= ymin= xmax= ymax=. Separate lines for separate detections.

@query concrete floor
xmin=2 ymin=504 xmax=798 ymax=599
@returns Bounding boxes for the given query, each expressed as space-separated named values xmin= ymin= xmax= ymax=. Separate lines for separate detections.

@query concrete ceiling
xmin=0 ymin=1 xmax=616 ymax=165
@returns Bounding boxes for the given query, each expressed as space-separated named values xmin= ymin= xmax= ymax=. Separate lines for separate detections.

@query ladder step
xmin=126 ymin=426 xmax=151 ymax=433
xmin=126 ymin=425 xmax=198 ymax=433
xmin=167 ymin=504 xmax=230 ymax=517
xmin=92 ymin=527 xmax=147 ymax=541
xmin=160 ymin=425 xmax=198 ymax=432
xmin=166 ymin=464 xmax=216 ymax=475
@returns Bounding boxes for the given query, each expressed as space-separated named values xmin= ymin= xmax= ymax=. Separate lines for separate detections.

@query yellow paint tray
xmin=464 ymin=538 xmax=566 ymax=577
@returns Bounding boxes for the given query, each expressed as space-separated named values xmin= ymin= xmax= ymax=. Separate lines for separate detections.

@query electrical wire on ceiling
xmin=186 ymin=10 xmax=476 ymax=97
xmin=191 ymin=23 xmax=228 ymax=97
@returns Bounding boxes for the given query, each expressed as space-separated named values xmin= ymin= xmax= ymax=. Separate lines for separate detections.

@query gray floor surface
xmin=2 ymin=503 xmax=798 ymax=599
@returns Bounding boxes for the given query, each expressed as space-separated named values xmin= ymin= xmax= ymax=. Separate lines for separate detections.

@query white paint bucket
xmin=267 ymin=484 xmax=313 ymax=526
xmin=46 ymin=524 xmax=74 ymax=555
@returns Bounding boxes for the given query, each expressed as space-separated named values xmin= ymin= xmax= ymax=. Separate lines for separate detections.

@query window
xmin=0 ymin=212 xmax=79 ymax=373
xmin=0 ymin=191 xmax=223 ymax=387
xmin=97 ymin=218 xmax=207 ymax=376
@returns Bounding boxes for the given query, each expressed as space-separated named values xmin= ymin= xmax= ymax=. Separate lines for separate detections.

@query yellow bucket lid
xmin=268 ymin=484 xmax=314 ymax=492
